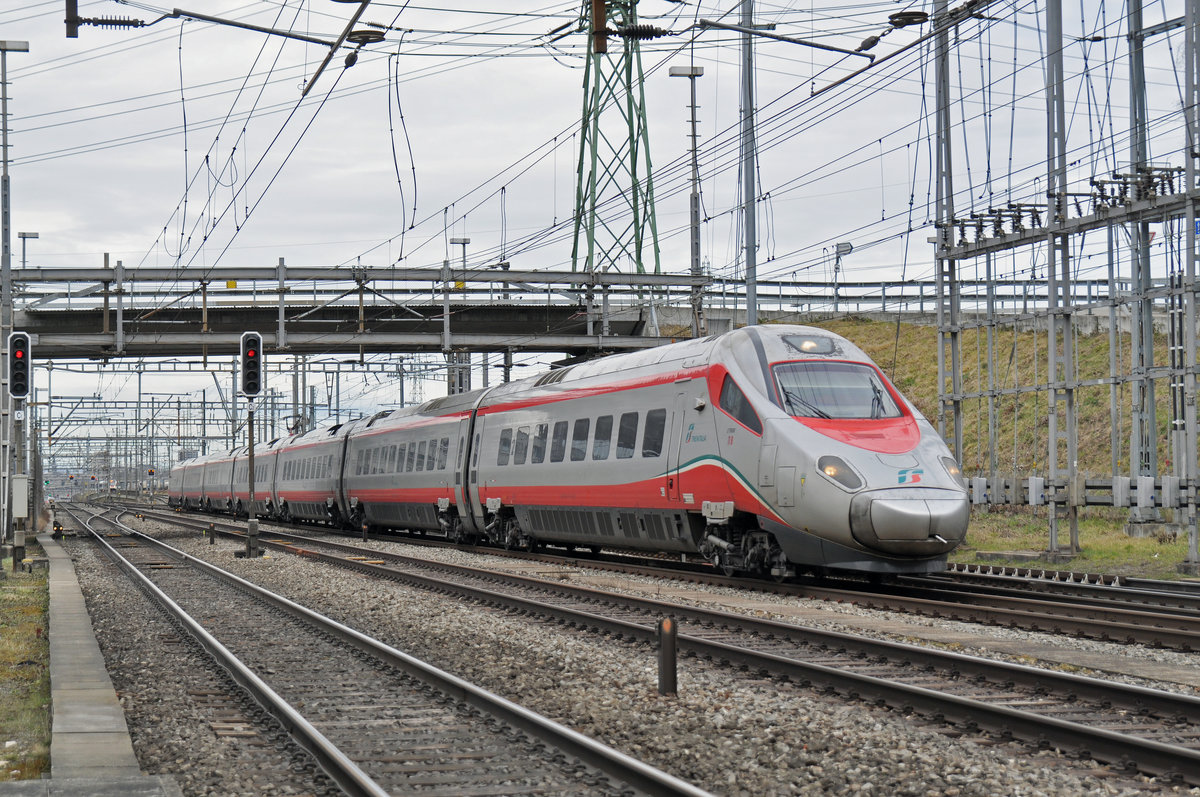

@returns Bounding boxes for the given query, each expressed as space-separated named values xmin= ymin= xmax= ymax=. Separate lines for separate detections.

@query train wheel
xmin=713 ymin=549 xmax=736 ymax=577
xmin=767 ymin=544 xmax=791 ymax=583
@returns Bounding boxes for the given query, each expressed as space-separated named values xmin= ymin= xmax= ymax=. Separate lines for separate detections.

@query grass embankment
xmin=0 ymin=542 xmax=50 ymax=781
xmin=807 ymin=318 xmax=1196 ymax=577
xmin=950 ymin=508 xmax=1195 ymax=578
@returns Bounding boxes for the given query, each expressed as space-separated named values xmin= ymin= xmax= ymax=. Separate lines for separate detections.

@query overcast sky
xmin=2 ymin=1 xmax=1189 ymax=461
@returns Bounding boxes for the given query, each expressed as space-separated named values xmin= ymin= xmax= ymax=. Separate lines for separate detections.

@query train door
xmin=465 ymin=416 xmax=487 ymax=529
xmin=666 ymin=392 xmax=687 ymax=502
xmin=453 ymin=417 xmax=477 ymax=533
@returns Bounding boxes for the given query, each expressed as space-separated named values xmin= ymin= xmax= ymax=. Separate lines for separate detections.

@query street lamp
xmin=670 ymin=65 xmax=705 ymax=337
xmin=448 ymin=237 xmax=471 ymax=394
xmin=17 ymin=232 xmax=37 ymax=268
xmin=834 ymin=242 xmax=852 ymax=314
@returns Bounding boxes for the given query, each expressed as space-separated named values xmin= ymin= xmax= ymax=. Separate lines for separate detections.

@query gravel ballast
xmin=66 ymin=520 xmax=1200 ymax=796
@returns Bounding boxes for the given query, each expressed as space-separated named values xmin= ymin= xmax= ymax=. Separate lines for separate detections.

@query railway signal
xmin=7 ymin=331 xmax=30 ymax=398
xmin=240 ymin=331 xmax=263 ymax=397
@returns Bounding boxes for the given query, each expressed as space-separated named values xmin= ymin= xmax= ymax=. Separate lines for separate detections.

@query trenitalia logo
xmin=897 ymin=468 xmax=924 ymax=484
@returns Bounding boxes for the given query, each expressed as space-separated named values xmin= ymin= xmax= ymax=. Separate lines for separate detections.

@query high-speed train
xmin=169 ymin=325 xmax=969 ymax=577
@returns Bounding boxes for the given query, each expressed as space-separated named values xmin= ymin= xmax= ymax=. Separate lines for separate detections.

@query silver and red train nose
xmin=849 ymin=487 xmax=968 ymax=555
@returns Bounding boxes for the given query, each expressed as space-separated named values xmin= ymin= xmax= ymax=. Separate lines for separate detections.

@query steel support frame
xmin=932 ymin=2 xmax=1200 ymax=563
xmin=1184 ymin=0 xmax=1200 ymax=569
xmin=934 ymin=0 xmax=962 ymax=459
xmin=572 ymin=0 xmax=662 ymax=338
xmin=1045 ymin=0 xmax=1079 ymax=554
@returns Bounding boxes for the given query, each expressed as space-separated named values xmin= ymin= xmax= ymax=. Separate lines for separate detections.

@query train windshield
xmin=773 ymin=362 xmax=902 ymax=420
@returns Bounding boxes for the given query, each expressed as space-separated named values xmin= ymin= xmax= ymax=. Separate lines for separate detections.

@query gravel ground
xmin=66 ymin=536 xmax=340 ymax=797
xmin=271 ymin=525 xmax=1200 ymax=698
xmin=64 ymin=516 xmax=1196 ymax=797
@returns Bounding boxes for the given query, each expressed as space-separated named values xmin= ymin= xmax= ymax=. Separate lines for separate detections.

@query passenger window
xmin=471 ymin=433 xmax=481 ymax=467
xmin=592 ymin=415 xmax=613 ymax=460
xmin=397 ymin=444 xmax=407 ymax=472
xmin=355 ymin=451 xmax=363 ymax=476
xmin=531 ymin=424 xmax=548 ymax=464
xmin=416 ymin=441 xmax=427 ymax=472
xmin=456 ymin=438 xmax=464 ymax=470
xmin=497 ymin=428 xmax=513 ymax=466
xmin=550 ymin=421 xmax=568 ymax=463
xmin=426 ymin=439 xmax=437 ymax=470
xmin=616 ymin=412 xmax=638 ymax=459
xmin=438 ymin=438 xmax=449 ymax=470
xmin=719 ymin=374 xmax=763 ymax=434
xmin=570 ymin=419 xmax=590 ymax=462
xmin=643 ymin=408 xmax=666 ymax=457
xmin=514 ymin=426 xmax=530 ymax=465
xmin=388 ymin=445 xmax=398 ymax=472
xmin=406 ymin=444 xmax=417 ymax=472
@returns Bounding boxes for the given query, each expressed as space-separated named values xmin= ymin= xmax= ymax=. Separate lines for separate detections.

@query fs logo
xmin=685 ymin=423 xmax=695 ymax=444
xmin=897 ymin=468 xmax=924 ymax=484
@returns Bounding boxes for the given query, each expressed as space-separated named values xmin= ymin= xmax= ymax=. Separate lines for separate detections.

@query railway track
xmin=117 ymin=506 xmax=1200 ymax=785
xmin=132 ymin=504 xmax=1200 ymax=651
xmin=69 ymin=505 xmax=711 ymax=797
xmin=934 ymin=562 xmax=1200 ymax=611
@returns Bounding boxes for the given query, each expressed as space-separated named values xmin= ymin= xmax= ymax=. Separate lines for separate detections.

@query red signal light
xmin=247 ymin=349 xmax=257 ymax=358
xmin=14 ymin=350 xmax=23 ymax=359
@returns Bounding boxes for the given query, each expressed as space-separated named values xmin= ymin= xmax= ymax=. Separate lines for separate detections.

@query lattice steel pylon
xmin=571 ymin=0 xmax=661 ymax=281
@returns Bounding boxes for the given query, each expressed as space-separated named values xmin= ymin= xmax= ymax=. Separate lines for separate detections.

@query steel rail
xmin=69 ymin=507 xmax=392 ymax=797
xmin=948 ymin=561 xmax=1200 ymax=598
xmin=91 ymin=508 xmax=713 ymax=797
xmin=908 ymin=572 xmax=1200 ymax=615
xmin=161 ymin=515 xmax=1200 ymax=785
xmin=146 ymin=506 xmax=1200 ymax=650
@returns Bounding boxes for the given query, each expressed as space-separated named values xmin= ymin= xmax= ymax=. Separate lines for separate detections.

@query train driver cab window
xmin=773 ymin=361 xmax=901 ymax=420
xmin=550 ymin=421 xmax=568 ymax=463
xmin=718 ymin=375 xmax=763 ymax=434
xmin=616 ymin=412 xmax=638 ymax=459
xmin=570 ymin=419 xmax=590 ymax=462
xmin=497 ymin=428 xmax=513 ymax=466
xmin=592 ymin=415 xmax=613 ymax=460
xmin=642 ymin=408 xmax=666 ymax=457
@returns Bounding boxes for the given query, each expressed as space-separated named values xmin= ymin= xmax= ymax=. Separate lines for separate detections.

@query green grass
xmin=0 ymin=543 xmax=51 ymax=781
xmin=951 ymin=507 xmax=1197 ymax=579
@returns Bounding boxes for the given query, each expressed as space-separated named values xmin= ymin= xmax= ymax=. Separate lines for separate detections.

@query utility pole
xmin=740 ymin=0 xmax=757 ymax=326
xmin=1 ymin=40 xmax=29 ymax=555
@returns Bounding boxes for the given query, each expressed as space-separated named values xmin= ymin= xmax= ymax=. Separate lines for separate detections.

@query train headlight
xmin=940 ymin=456 xmax=966 ymax=488
xmin=817 ymin=455 xmax=862 ymax=491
